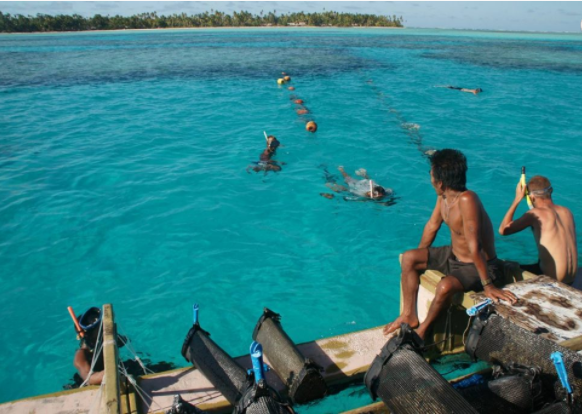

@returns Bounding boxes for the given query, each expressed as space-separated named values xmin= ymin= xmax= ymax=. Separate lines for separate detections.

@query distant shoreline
xmin=1 ymin=25 xmax=405 ymax=35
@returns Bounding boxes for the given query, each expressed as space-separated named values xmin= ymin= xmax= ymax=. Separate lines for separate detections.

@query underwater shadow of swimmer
xmin=342 ymin=194 xmax=400 ymax=206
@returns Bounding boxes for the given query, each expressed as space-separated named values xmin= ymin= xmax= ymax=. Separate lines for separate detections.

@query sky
xmin=1 ymin=1 xmax=582 ymax=33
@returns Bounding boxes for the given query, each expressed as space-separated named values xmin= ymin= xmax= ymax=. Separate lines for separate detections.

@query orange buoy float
xmin=296 ymin=109 xmax=308 ymax=115
xmin=288 ymin=86 xmax=295 ymax=91
xmin=294 ymin=99 xmax=304 ymax=105
xmin=284 ymin=76 xmax=291 ymax=82
xmin=306 ymin=121 xmax=317 ymax=132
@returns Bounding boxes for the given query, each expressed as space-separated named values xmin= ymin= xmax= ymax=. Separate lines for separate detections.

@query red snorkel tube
xmin=67 ymin=306 xmax=85 ymax=338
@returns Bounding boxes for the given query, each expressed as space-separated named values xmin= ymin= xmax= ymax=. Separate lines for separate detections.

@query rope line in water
xmin=117 ymin=323 xmax=154 ymax=375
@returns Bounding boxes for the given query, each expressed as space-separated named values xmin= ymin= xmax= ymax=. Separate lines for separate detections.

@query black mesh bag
xmin=465 ymin=312 xmax=582 ymax=402
xmin=252 ymin=308 xmax=327 ymax=404
xmin=181 ymin=322 xmax=250 ymax=405
xmin=364 ymin=324 xmax=478 ymax=414
xmin=234 ymin=380 xmax=294 ymax=414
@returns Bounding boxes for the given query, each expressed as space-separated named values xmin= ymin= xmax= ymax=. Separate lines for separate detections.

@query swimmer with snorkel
xmin=436 ymin=85 xmax=483 ymax=95
xmin=321 ymin=166 xmax=392 ymax=200
xmin=247 ymin=132 xmax=284 ymax=174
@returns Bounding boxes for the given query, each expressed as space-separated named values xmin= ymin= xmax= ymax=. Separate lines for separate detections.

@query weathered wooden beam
xmin=341 ymin=401 xmax=389 ymax=414
xmin=101 ymin=304 xmax=120 ymax=414
xmin=559 ymin=334 xmax=582 ymax=352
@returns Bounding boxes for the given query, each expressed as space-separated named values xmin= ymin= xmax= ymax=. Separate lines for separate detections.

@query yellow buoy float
xmin=306 ymin=121 xmax=317 ymax=132
xmin=277 ymin=78 xmax=286 ymax=85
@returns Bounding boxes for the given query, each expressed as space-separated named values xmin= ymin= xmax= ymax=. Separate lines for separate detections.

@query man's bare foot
xmin=415 ymin=326 xmax=428 ymax=340
xmin=383 ymin=315 xmax=419 ymax=335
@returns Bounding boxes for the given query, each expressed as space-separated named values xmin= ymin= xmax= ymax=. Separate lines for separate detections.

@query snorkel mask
xmin=79 ymin=307 xmax=102 ymax=333
xmin=528 ymin=185 xmax=552 ymax=197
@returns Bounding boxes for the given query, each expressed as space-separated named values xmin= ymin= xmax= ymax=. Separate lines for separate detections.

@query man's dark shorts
xmin=426 ymin=246 xmax=503 ymax=292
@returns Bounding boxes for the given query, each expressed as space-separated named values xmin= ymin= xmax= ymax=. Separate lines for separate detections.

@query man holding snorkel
xmin=499 ymin=175 xmax=578 ymax=285
xmin=384 ymin=149 xmax=517 ymax=339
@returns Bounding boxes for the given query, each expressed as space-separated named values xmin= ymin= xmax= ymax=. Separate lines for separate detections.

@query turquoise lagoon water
xmin=1 ymin=28 xmax=582 ymax=410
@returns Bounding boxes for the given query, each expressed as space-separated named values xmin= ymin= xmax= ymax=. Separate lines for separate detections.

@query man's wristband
xmin=481 ymin=277 xmax=493 ymax=287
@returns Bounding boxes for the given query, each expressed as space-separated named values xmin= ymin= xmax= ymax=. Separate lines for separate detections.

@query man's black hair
xmin=430 ymin=149 xmax=467 ymax=191
xmin=374 ymin=186 xmax=386 ymax=196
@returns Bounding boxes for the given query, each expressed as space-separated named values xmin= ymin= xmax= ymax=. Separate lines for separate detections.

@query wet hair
xmin=267 ymin=136 xmax=280 ymax=151
xmin=430 ymin=149 xmax=467 ymax=191
xmin=374 ymin=186 xmax=386 ymax=196
xmin=476 ymin=88 xmax=483 ymax=93
xmin=528 ymin=175 xmax=552 ymax=199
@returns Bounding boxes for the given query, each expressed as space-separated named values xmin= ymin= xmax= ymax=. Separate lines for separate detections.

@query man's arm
xmin=499 ymin=181 xmax=535 ymax=235
xmin=418 ymin=197 xmax=443 ymax=249
xmin=74 ymin=349 xmax=104 ymax=385
xmin=460 ymin=193 xmax=517 ymax=304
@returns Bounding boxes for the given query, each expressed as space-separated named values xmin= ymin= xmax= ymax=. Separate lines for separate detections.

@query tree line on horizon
xmin=0 ymin=10 xmax=404 ymax=33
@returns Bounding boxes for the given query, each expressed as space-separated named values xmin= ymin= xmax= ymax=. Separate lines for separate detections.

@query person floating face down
xmin=247 ymin=135 xmax=283 ymax=173
xmin=445 ymin=86 xmax=483 ymax=95
xmin=321 ymin=166 xmax=390 ymax=200
xmin=499 ymin=175 xmax=578 ymax=285
xmin=73 ymin=307 xmax=105 ymax=385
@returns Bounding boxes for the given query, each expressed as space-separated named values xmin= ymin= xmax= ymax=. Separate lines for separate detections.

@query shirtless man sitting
xmin=383 ymin=149 xmax=517 ymax=339
xmin=499 ymin=175 xmax=578 ymax=285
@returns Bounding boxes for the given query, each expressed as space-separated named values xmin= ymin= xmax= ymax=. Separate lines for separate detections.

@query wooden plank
xmin=0 ymin=388 xmax=101 ymax=414
xmin=559 ymin=334 xmax=582 ymax=352
xmin=102 ymin=304 xmax=120 ymax=414
xmin=341 ymin=401 xmax=389 ymax=414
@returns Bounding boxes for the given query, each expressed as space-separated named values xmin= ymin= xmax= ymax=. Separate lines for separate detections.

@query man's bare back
xmin=499 ymin=176 xmax=578 ymax=284
xmin=528 ymin=204 xmax=577 ymax=284
xmin=441 ymin=190 xmax=497 ymax=263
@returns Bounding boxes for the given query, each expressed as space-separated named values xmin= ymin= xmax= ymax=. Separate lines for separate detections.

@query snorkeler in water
xmin=320 ymin=166 xmax=392 ymax=200
xmin=247 ymin=133 xmax=284 ymax=174
xmin=437 ymin=85 xmax=483 ymax=95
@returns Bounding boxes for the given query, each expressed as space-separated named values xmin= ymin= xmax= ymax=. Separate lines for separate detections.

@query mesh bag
xmin=457 ymin=382 xmax=527 ymax=413
xmin=533 ymin=402 xmax=572 ymax=414
xmin=465 ymin=313 xmax=582 ymax=401
xmin=365 ymin=325 xmax=478 ymax=414
xmin=253 ymin=308 xmax=327 ymax=404
xmin=234 ymin=381 xmax=295 ymax=414
xmin=181 ymin=323 xmax=249 ymax=405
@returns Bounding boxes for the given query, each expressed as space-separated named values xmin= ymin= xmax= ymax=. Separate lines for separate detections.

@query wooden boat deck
xmin=2 ymin=270 xmax=581 ymax=414
xmin=139 ymin=325 xmax=391 ymax=413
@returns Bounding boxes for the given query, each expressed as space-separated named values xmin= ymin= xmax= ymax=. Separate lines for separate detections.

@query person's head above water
xmin=367 ymin=185 xmax=387 ymax=199
xmin=266 ymin=136 xmax=280 ymax=152
xmin=429 ymin=149 xmax=467 ymax=194
xmin=528 ymin=175 xmax=552 ymax=200
xmin=79 ymin=307 xmax=101 ymax=332
xmin=78 ymin=307 xmax=102 ymax=348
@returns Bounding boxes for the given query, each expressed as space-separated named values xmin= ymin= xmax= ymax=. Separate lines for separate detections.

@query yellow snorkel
xmin=264 ymin=131 xmax=269 ymax=143
xmin=521 ymin=166 xmax=533 ymax=209
xmin=370 ymin=179 xmax=374 ymax=198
